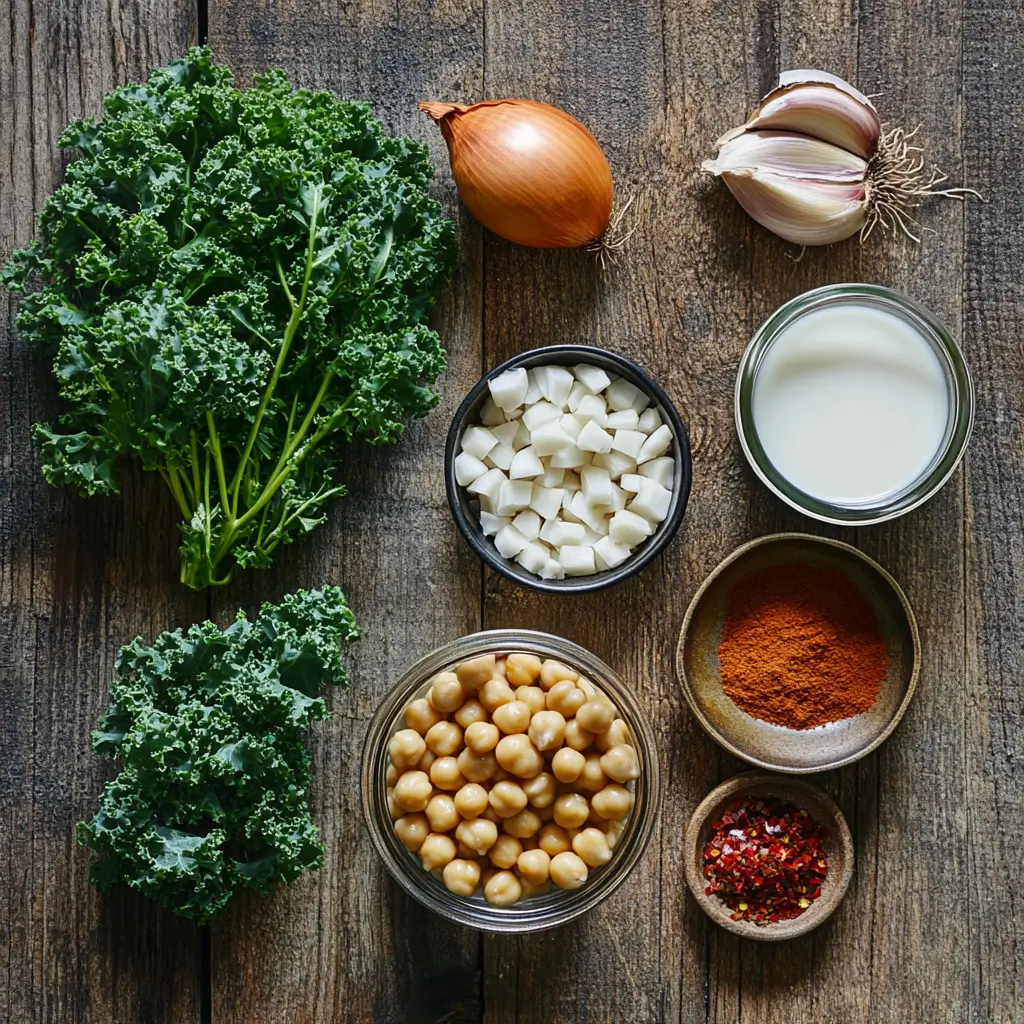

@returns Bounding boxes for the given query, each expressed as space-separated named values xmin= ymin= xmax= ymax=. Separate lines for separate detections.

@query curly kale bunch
xmin=78 ymin=587 xmax=360 ymax=924
xmin=2 ymin=48 xmax=455 ymax=588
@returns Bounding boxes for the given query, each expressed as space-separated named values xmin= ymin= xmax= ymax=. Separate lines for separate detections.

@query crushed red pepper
xmin=701 ymin=797 xmax=829 ymax=925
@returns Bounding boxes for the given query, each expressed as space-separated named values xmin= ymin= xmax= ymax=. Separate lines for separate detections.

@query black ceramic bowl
xmin=445 ymin=345 xmax=692 ymax=594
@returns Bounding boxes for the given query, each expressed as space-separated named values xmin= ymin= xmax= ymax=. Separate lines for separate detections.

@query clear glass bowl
xmin=360 ymin=629 xmax=661 ymax=933
xmin=735 ymin=284 xmax=975 ymax=525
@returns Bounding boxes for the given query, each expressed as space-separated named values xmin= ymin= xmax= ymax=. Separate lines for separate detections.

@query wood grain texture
xmin=0 ymin=3 xmax=202 ymax=1024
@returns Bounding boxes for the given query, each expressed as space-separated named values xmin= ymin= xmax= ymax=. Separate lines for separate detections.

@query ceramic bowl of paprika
xmin=684 ymin=771 xmax=855 ymax=941
xmin=676 ymin=533 xmax=920 ymax=773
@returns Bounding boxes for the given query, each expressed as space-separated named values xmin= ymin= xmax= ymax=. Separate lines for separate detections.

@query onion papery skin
xmin=419 ymin=99 xmax=614 ymax=248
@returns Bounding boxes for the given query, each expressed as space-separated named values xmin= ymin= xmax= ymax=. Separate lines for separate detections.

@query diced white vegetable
xmin=560 ymin=414 xmax=583 ymax=441
xmin=538 ymin=558 xmax=566 ymax=580
xmin=606 ymin=377 xmax=642 ymax=412
xmin=530 ymin=420 xmax=576 ymax=456
xmin=593 ymin=536 xmax=632 ymax=570
xmin=638 ymin=407 xmax=662 ymax=433
xmin=486 ymin=443 xmax=514 ymax=471
xmin=540 ymin=518 xmax=586 ymax=547
xmin=516 ymin=541 xmax=550 ymax=575
xmin=467 ymin=467 xmax=506 ymax=502
xmin=591 ymin=450 xmax=638 ymax=478
xmin=574 ymin=363 xmax=612 ymax=392
xmin=581 ymin=466 xmax=613 ymax=507
xmin=575 ymin=393 xmax=608 ymax=425
xmin=488 ymin=367 xmax=529 ymax=410
xmin=512 ymin=509 xmax=541 ymax=541
xmin=536 ymin=365 xmax=574 ymax=407
xmin=496 ymin=478 xmax=533 ymax=516
xmin=619 ymin=473 xmax=645 ymax=492
xmin=637 ymin=424 xmax=673 ymax=464
xmin=577 ymin=420 xmax=613 ymax=453
xmin=509 ymin=446 xmax=545 ymax=479
xmin=628 ymin=479 xmax=672 ymax=523
xmin=480 ymin=512 xmax=511 ymax=538
xmin=611 ymin=429 xmax=646 ymax=459
xmin=480 ymin=396 xmax=506 ymax=427
xmin=490 ymin=420 xmax=519 ymax=447
xmin=494 ymin=525 xmax=529 ymax=558
xmin=580 ymin=519 xmax=609 ymax=542
xmin=477 ymin=492 xmax=496 ymax=514
xmin=562 ymin=472 xmax=581 ymax=493
xmin=606 ymin=409 xmax=640 ymax=431
xmin=597 ymin=481 xmax=627 ymax=513
xmin=462 ymin=426 xmax=499 ymax=460
xmin=567 ymin=381 xmax=592 ymax=412
xmin=569 ymin=491 xmax=607 ymax=533
xmin=561 ymin=495 xmax=582 ymax=519
xmin=522 ymin=400 xmax=562 ymax=431
xmin=505 ymin=406 xmax=524 ymax=420
xmin=512 ymin=420 xmax=532 ymax=451
xmin=630 ymin=389 xmax=651 ymax=413
xmin=538 ymin=464 xmax=565 ymax=488
xmin=523 ymin=369 xmax=543 ymax=406
xmin=609 ymin=509 xmax=653 ymax=546
xmin=638 ymin=456 xmax=674 ymax=489
xmin=559 ymin=545 xmax=596 ymax=576
xmin=529 ymin=485 xmax=564 ymax=521
xmin=454 ymin=451 xmax=489 ymax=487
xmin=550 ymin=444 xmax=587 ymax=469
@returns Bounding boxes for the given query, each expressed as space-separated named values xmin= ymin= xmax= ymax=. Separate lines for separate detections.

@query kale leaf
xmin=2 ymin=48 xmax=455 ymax=588
xmin=78 ymin=587 xmax=360 ymax=924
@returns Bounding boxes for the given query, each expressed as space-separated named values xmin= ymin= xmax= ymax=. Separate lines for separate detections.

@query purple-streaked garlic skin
xmin=704 ymin=130 xmax=867 ymax=182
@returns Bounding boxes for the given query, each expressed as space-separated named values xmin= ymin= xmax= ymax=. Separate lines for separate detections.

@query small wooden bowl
xmin=677 ymin=533 xmax=920 ymax=772
xmin=684 ymin=771 xmax=854 ymax=941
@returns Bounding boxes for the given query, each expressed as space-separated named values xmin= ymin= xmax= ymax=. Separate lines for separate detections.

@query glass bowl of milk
xmin=736 ymin=284 xmax=974 ymax=525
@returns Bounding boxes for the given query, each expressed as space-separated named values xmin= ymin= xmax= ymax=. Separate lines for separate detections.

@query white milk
xmin=751 ymin=303 xmax=950 ymax=504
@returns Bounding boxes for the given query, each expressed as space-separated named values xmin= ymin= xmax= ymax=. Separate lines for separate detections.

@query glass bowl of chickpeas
xmin=360 ymin=629 xmax=660 ymax=932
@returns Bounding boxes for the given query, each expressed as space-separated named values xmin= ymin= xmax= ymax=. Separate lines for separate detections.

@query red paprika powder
xmin=717 ymin=562 xmax=887 ymax=729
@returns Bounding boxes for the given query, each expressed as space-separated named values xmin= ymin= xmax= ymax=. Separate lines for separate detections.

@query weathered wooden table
xmin=3 ymin=2 xmax=1022 ymax=1021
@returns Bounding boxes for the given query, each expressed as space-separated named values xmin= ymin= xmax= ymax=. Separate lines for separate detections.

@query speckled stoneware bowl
xmin=676 ymin=533 xmax=920 ymax=773
xmin=684 ymin=771 xmax=854 ymax=941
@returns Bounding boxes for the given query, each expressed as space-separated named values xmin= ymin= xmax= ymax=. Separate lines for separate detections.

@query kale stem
xmin=160 ymin=464 xmax=192 ymax=519
xmin=189 ymin=430 xmax=202 ymax=502
xmin=204 ymin=448 xmax=213 ymax=557
xmin=206 ymin=411 xmax=232 ymax=521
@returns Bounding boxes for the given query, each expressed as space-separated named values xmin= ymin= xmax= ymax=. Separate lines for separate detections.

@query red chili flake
xmin=700 ymin=797 xmax=829 ymax=926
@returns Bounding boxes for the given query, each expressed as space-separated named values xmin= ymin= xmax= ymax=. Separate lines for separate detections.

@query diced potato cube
xmin=577 ymin=420 xmax=613 ymax=454
xmin=512 ymin=509 xmax=541 ymax=541
xmin=567 ymin=381 xmax=592 ymax=412
xmin=593 ymin=536 xmax=632 ymax=570
xmin=611 ymin=429 xmax=646 ymax=459
xmin=524 ymin=369 xmax=543 ymax=405
xmin=516 ymin=540 xmax=550 ymax=575
xmin=619 ymin=473 xmax=645 ymax=493
xmin=467 ymin=467 xmax=507 ymax=502
xmin=480 ymin=511 xmax=511 ymax=537
xmin=562 ymin=472 xmax=582 ymax=493
xmin=638 ymin=407 xmax=662 ymax=434
xmin=627 ymin=479 xmax=672 ymax=523
xmin=494 ymin=525 xmax=529 ymax=558
xmin=569 ymin=490 xmax=607 ymax=533
xmin=454 ymin=451 xmax=488 ymax=487
xmin=560 ymin=414 xmax=583 ymax=441
xmin=522 ymin=401 xmax=563 ymax=431
xmin=550 ymin=444 xmax=587 ymax=469
xmin=538 ymin=464 xmax=565 ymax=488
xmin=606 ymin=378 xmax=642 ymax=412
xmin=537 ymin=365 xmax=575 ymax=407
xmin=576 ymin=394 xmax=608 ymax=425
xmin=540 ymin=518 xmax=586 ymax=547
xmin=530 ymin=420 xmax=576 ymax=456
xmin=509 ymin=446 xmax=545 ymax=479
xmin=597 ymin=481 xmax=627 ymax=513
xmin=637 ymin=424 xmax=673 ymax=464
xmin=538 ymin=558 xmax=566 ymax=580
xmin=480 ymin=396 xmax=506 ymax=427
xmin=462 ymin=426 xmax=499 ymax=460
xmin=496 ymin=478 xmax=534 ymax=516
xmin=489 ymin=367 xmax=529 ymax=410
xmin=486 ymin=443 xmax=515 ymax=471
xmin=581 ymin=466 xmax=613 ymax=507
xmin=580 ymin=519 xmax=609 ymax=541
xmin=630 ymin=389 xmax=652 ymax=413
xmin=559 ymin=545 xmax=596 ymax=576
xmin=638 ymin=456 xmax=674 ymax=489
xmin=491 ymin=420 xmax=519 ymax=447
xmin=529 ymin=485 xmax=564 ymax=521
xmin=574 ymin=364 xmax=612 ymax=393
xmin=609 ymin=509 xmax=653 ymax=547
xmin=512 ymin=421 xmax=532 ymax=451
xmin=606 ymin=409 xmax=640 ymax=430
xmin=591 ymin=450 xmax=638 ymax=478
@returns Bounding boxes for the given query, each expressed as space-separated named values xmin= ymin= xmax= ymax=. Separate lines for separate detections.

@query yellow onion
xmin=419 ymin=99 xmax=614 ymax=248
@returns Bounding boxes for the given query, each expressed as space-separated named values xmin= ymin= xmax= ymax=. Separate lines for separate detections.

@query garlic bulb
xmin=704 ymin=70 xmax=978 ymax=246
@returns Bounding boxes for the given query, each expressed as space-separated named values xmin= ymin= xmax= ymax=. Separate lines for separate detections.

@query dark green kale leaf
xmin=2 ymin=47 xmax=456 ymax=588
xmin=78 ymin=586 xmax=360 ymax=924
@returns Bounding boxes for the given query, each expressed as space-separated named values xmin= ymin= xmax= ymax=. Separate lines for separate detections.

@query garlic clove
xmin=778 ymin=69 xmax=874 ymax=109
xmin=704 ymin=130 xmax=867 ymax=183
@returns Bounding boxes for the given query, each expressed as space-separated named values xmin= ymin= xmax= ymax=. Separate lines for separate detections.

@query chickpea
xmin=394 ymin=813 xmax=430 ymax=852
xmin=387 ymin=788 xmax=401 ymax=818
xmin=429 ymin=673 xmax=466 ymax=713
xmin=538 ymin=823 xmax=572 ymax=856
xmin=464 ymin=720 xmax=500 ymax=753
xmin=386 ymin=762 xmax=401 ymax=786
xmin=393 ymin=770 xmax=432 ymax=812
xmin=540 ymin=659 xmax=579 ymax=690
xmin=591 ymin=784 xmax=634 ymax=821
xmin=575 ymin=675 xmax=597 ymax=698
xmin=520 ymin=878 xmax=552 ymax=898
xmin=404 ymin=697 xmax=444 ymax=734
xmin=517 ymin=848 xmax=551 ymax=886
xmin=425 ymin=794 xmax=459 ymax=833
xmin=453 ymin=783 xmax=489 ymax=819
xmin=549 ymin=851 xmax=588 ymax=890
xmin=495 ymin=734 xmax=545 ymax=778
xmin=546 ymin=679 xmax=586 ymax=718
xmin=553 ymin=792 xmax=590 ymax=829
xmin=456 ymin=817 xmax=499 ymax=855
xmin=506 ymin=652 xmax=543 ymax=686
xmin=429 ymin=756 xmax=465 ymax=791
xmin=492 ymin=658 xmax=507 ymax=679
xmin=602 ymin=819 xmax=626 ymax=849
xmin=457 ymin=747 xmax=498 ymax=783
xmin=492 ymin=767 xmax=513 ymax=783
xmin=528 ymin=710 xmax=566 ymax=751
xmin=502 ymin=808 xmax=542 ymax=839
xmin=515 ymin=685 xmax=547 ymax=715
xmin=418 ymin=749 xmax=437 ymax=774
xmin=479 ymin=677 xmax=516 ymax=712
xmin=587 ymin=803 xmax=606 ymax=826
xmin=443 ymin=858 xmax=481 ymax=897
xmin=484 ymin=870 xmax=522 ymax=907
xmin=388 ymin=728 xmax=427 ymax=769
xmin=572 ymin=827 xmax=613 ymax=868
xmin=578 ymin=754 xmax=608 ymax=793
xmin=482 ymin=804 xmax=501 ymax=823
xmin=425 ymin=720 xmax=463 ymax=757
xmin=488 ymin=834 xmax=523 ymax=869
xmin=520 ymin=835 xmax=540 ymax=851
xmin=456 ymin=654 xmax=495 ymax=691
xmin=454 ymin=699 xmax=488 ymax=729
xmin=594 ymin=718 xmax=631 ymax=753
xmin=420 ymin=833 xmax=457 ymax=871
xmin=492 ymin=700 xmax=532 ymax=734
xmin=521 ymin=771 xmax=556 ymax=808
xmin=576 ymin=698 xmax=615 ymax=734
xmin=489 ymin=780 xmax=528 ymax=818
xmin=599 ymin=744 xmax=640 ymax=783
xmin=536 ymin=803 xmax=555 ymax=823
xmin=551 ymin=747 xmax=586 ymax=783
xmin=564 ymin=719 xmax=595 ymax=751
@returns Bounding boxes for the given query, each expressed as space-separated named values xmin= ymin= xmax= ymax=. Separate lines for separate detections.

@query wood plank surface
xmin=0 ymin=3 xmax=203 ymax=1024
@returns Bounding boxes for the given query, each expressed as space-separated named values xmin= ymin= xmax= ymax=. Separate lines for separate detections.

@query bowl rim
xmin=683 ymin=770 xmax=855 ymax=941
xmin=444 ymin=344 xmax=693 ymax=594
xmin=676 ymin=532 xmax=921 ymax=773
